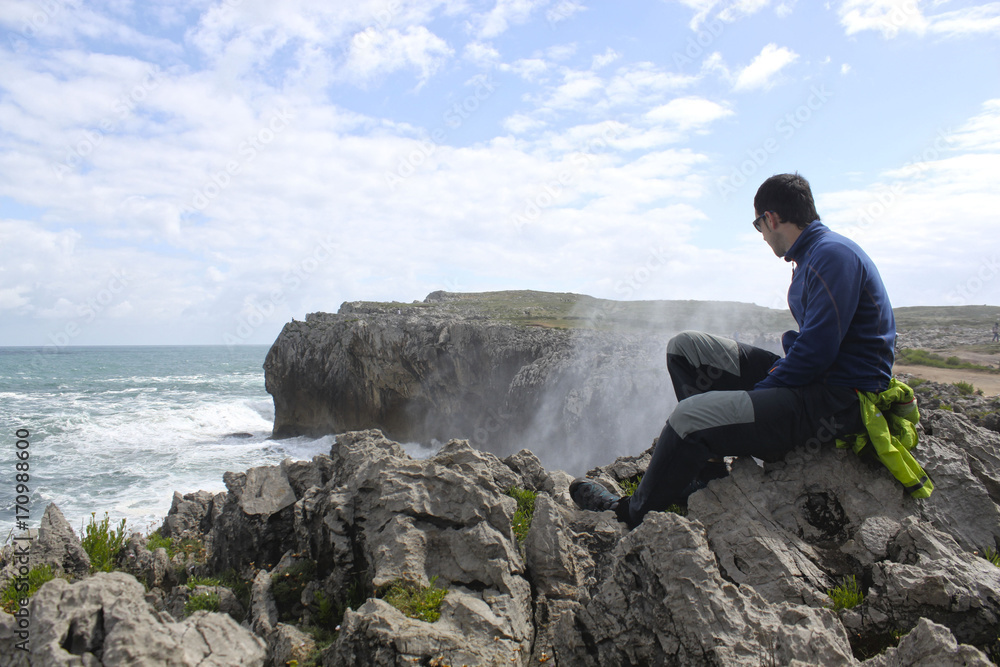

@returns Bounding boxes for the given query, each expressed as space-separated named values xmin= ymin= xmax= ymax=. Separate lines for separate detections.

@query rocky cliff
xmin=4 ymin=294 xmax=1000 ymax=665
xmin=4 ymin=398 xmax=999 ymax=665
xmin=263 ymin=290 xmax=790 ymax=472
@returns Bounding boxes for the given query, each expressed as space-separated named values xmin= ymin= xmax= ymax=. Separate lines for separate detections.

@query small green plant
xmin=176 ymin=538 xmax=207 ymax=562
xmin=506 ymin=486 xmax=537 ymax=544
xmin=940 ymin=404 xmax=954 ymax=412
xmin=954 ymin=380 xmax=977 ymax=396
xmin=983 ymin=547 xmax=1000 ymax=567
xmin=184 ymin=590 xmax=220 ymax=616
xmin=81 ymin=512 xmax=128 ymax=573
xmin=218 ymin=568 xmax=252 ymax=617
xmin=1 ymin=564 xmax=55 ymax=613
xmin=621 ymin=475 xmax=642 ymax=496
xmin=620 ymin=475 xmax=685 ymax=515
xmin=146 ymin=529 xmax=173 ymax=553
xmin=187 ymin=575 xmax=222 ymax=589
xmin=381 ymin=576 xmax=448 ymax=623
xmin=665 ymin=503 xmax=688 ymax=516
xmin=827 ymin=575 xmax=864 ymax=610
xmin=271 ymin=560 xmax=317 ymax=621
xmin=906 ymin=377 xmax=927 ymax=388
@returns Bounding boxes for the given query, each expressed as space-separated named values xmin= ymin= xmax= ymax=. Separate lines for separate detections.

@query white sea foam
xmin=0 ymin=346 xmax=335 ymax=539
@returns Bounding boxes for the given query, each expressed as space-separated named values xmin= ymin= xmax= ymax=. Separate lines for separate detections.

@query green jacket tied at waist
xmin=836 ymin=378 xmax=934 ymax=498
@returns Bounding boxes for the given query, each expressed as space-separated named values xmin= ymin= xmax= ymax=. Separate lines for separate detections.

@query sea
xmin=0 ymin=345 xmax=431 ymax=543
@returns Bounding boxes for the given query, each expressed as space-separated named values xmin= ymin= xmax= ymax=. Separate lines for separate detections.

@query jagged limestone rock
xmin=30 ymin=503 xmax=90 ymax=578
xmin=861 ymin=617 xmax=992 ymax=666
xmin=0 ymin=572 xmax=265 ymax=666
xmin=562 ymin=512 xmax=857 ymax=666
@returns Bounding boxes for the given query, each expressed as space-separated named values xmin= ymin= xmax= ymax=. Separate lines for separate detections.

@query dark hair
xmin=753 ymin=173 xmax=820 ymax=229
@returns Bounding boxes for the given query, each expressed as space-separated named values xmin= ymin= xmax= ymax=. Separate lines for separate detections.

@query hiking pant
xmin=627 ymin=331 xmax=866 ymax=525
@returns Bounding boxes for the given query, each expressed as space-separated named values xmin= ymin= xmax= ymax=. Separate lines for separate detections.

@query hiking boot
xmin=569 ymin=478 xmax=620 ymax=512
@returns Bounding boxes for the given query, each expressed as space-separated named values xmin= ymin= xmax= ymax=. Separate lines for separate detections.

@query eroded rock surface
xmin=0 ymin=572 xmax=265 ymax=666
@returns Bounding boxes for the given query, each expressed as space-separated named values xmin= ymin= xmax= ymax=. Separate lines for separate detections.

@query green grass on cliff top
xmin=340 ymin=291 xmax=1000 ymax=335
xmin=343 ymin=290 xmax=797 ymax=333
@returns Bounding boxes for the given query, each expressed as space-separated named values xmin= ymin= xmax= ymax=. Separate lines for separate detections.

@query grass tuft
xmin=506 ymin=486 xmax=537 ymax=544
xmin=184 ymin=590 xmax=220 ymax=616
xmin=1 ymin=564 xmax=55 ymax=614
xmin=81 ymin=512 xmax=128 ymax=573
xmin=620 ymin=475 xmax=642 ymax=497
xmin=146 ymin=529 xmax=173 ymax=553
xmin=381 ymin=576 xmax=448 ymax=623
xmin=827 ymin=575 xmax=864 ymax=610
xmin=271 ymin=560 xmax=317 ymax=622
xmin=983 ymin=547 xmax=1000 ymax=567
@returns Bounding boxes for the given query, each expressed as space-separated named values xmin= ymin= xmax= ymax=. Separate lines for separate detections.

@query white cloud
xmin=949 ymin=98 xmax=1000 ymax=152
xmin=929 ymin=3 xmax=1000 ymax=37
xmin=591 ymin=48 xmax=621 ymax=70
xmin=340 ymin=26 xmax=453 ymax=86
xmin=547 ymin=1 xmax=586 ymax=24
xmin=670 ymin=0 xmax=788 ymax=29
xmin=645 ymin=96 xmax=733 ymax=131
xmin=838 ymin=0 xmax=929 ymax=38
xmin=732 ymin=43 xmax=799 ymax=91
xmin=463 ymin=41 xmax=501 ymax=66
xmin=841 ymin=63 xmax=852 ymax=75
xmin=819 ymin=100 xmax=1000 ymax=306
xmin=503 ymin=113 xmax=548 ymax=134
xmin=502 ymin=57 xmax=551 ymax=81
xmin=474 ymin=0 xmax=552 ymax=39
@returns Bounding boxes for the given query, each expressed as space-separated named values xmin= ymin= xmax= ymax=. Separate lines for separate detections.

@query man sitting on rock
xmin=571 ymin=173 xmax=899 ymax=528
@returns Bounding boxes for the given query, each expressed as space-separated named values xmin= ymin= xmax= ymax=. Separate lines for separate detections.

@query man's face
xmin=755 ymin=210 xmax=786 ymax=258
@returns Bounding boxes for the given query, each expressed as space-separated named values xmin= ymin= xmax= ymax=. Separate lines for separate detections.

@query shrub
xmin=81 ymin=512 xmax=128 ymax=573
xmin=506 ymin=487 xmax=537 ymax=544
xmin=827 ymin=575 xmax=864 ymax=610
xmin=184 ymin=590 xmax=220 ymax=616
xmin=954 ymin=380 xmax=977 ymax=395
xmin=1 ymin=564 xmax=55 ymax=614
xmin=381 ymin=576 xmax=448 ymax=623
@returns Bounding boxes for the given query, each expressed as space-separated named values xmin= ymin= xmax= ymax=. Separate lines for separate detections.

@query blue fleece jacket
xmin=755 ymin=221 xmax=895 ymax=392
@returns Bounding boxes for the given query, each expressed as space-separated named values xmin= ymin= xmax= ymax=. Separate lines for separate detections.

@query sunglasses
xmin=752 ymin=212 xmax=768 ymax=232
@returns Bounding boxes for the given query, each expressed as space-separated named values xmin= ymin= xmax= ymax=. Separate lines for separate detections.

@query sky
xmin=1 ymin=0 xmax=999 ymax=347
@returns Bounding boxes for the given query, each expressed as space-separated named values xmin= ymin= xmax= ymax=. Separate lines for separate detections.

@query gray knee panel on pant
xmin=667 ymin=331 xmax=741 ymax=376
xmin=670 ymin=391 xmax=755 ymax=439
